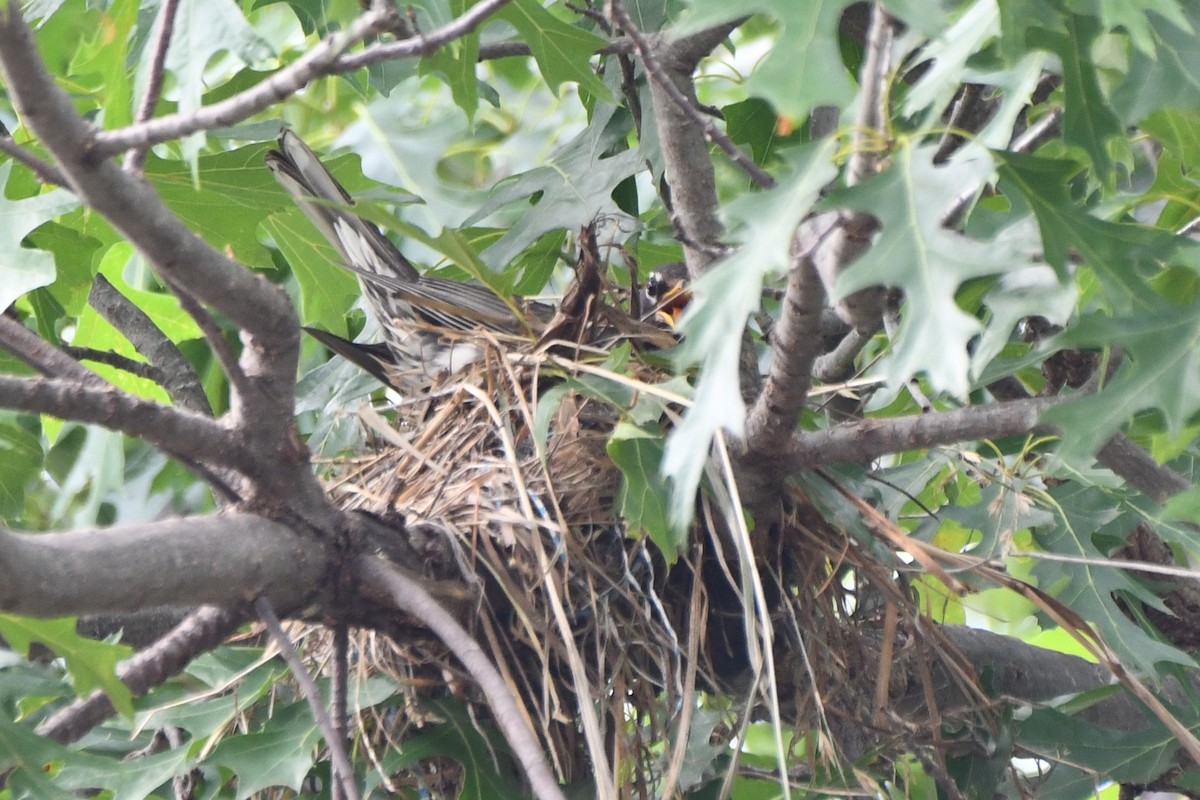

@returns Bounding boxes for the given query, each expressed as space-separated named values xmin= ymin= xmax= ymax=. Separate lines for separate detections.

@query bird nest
xmin=314 ymin=326 xmax=982 ymax=793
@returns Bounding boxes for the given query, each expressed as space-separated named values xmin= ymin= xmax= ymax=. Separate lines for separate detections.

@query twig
xmin=0 ymin=133 xmax=67 ymax=186
xmin=256 ymin=597 xmax=360 ymax=800
xmin=63 ymin=346 xmax=162 ymax=382
xmin=0 ymin=313 xmax=106 ymax=386
xmin=357 ymin=556 xmax=567 ymax=800
xmin=89 ymin=0 xmax=512 ymax=158
xmin=36 ymin=606 xmax=242 ymax=743
xmin=87 ymin=274 xmax=213 ymax=414
xmin=124 ymin=0 xmax=181 ymax=172
xmin=606 ymin=0 xmax=773 ymax=189
xmin=169 ymin=286 xmax=249 ymax=395
xmin=816 ymin=3 xmax=891 ymax=334
xmin=330 ymin=623 xmax=350 ymax=800
xmin=942 ymin=108 xmax=1062 ymax=229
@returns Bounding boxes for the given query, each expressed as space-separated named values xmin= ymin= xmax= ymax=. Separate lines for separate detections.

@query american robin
xmin=266 ymin=131 xmax=541 ymax=389
xmin=642 ymin=261 xmax=691 ymax=327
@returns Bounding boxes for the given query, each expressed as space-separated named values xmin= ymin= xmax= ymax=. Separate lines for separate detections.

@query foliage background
xmin=1 ymin=0 xmax=1200 ymax=798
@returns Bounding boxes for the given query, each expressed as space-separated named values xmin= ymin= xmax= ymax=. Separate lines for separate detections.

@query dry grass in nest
xmin=311 ymin=326 xmax=991 ymax=792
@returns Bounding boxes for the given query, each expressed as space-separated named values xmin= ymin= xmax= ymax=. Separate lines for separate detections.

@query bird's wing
xmin=266 ymin=130 xmax=421 ymax=283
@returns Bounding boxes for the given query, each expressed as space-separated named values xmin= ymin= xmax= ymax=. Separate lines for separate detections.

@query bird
xmin=265 ymin=130 xmax=539 ymax=390
xmin=266 ymin=131 xmax=693 ymax=388
xmin=642 ymin=262 xmax=691 ymax=327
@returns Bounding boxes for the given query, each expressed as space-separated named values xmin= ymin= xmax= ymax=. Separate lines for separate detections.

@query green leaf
xmin=146 ymin=143 xmax=283 ymax=266
xmin=681 ymin=1 xmax=856 ymax=121
xmin=0 ymin=615 xmax=134 ymax=716
xmin=420 ymin=0 xmax=480 ymax=119
xmin=829 ymin=143 xmax=1023 ymax=398
xmin=1019 ymin=706 xmax=1179 ymax=784
xmin=608 ymin=420 xmax=684 ymax=561
xmin=1066 ymin=0 xmax=1191 ymax=55
xmin=1027 ymin=15 xmax=1125 ymax=187
xmin=0 ymin=715 xmax=75 ymax=800
xmin=263 ymin=210 xmax=360 ymax=336
xmin=998 ymin=151 xmax=1200 ymax=314
xmin=467 ymin=101 xmax=642 ymax=268
xmin=1042 ymin=305 xmax=1200 ymax=462
xmin=664 ymin=140 xmax=837 ymax=529
xmin=0 ymin=416 xmax=43 ymax=520
xmin=0 ymin=161 xmax=80 ymax=311
xmin=204 ymin=702 xmax=323 ymax=800
xmin=1111 ymin=2 xmax=1200 ymax=124
xmin=375 ymin=698 xmax=526 ymax=800
xmin=56 ymin=744 xmax=193 ymax=800
xmin=495 ymin=0 xmax=610 ymax=101
xmin=1030 ymin=485 xmax=1192 ymax=674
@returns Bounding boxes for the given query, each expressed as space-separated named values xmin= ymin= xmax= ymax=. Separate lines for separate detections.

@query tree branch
xmin=0 ymin=313 xmax=106 ymax=386
xmin=608 ymin=3 xmax=771 ymax=189
xmin=0 ymin=130 xmax=67 ymax=185
xmin=88 ymin=275 xmax=212 ymax=415
xmin=745 ymin=218 xmax=834 ymax=454
xmin=124 ymin=0 xmax=181 ymax=172
xmin=356 ymin=556 xmax=567 ymax=800
xmin=88 ymin=0 xmax=512 ymax=158
xmin=0 ymin=374 xmax=243 ymax=471
xmin=784 ymin=395 xmax=1062 ymax=469
xmin=37 ymin=606 xmax=242 ymax=744
xmin=816 ymin=3 xmax=891 ymax=333
xmin=0 ymin=514 xmax=327 ymax=617
xmin=257 ymin=598 xmax=360 ymax=800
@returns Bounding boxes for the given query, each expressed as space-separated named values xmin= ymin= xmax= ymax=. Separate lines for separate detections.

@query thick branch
xmin=745 ymin=223 xmax=831 ymax=453
xmin=357 ymin=556 xmax=567 ymax=800
xmin=0 ymin=514 xmax=327 ymax=617
xmin=785 ymin=395 xmax=1061 ymax=469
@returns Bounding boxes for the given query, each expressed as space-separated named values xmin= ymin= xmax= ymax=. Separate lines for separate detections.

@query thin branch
xmin=356 ymin=556 xmax=567 ymax=800
xmin=0 ymin=373 xmax=244 ymax=470
xmin=124 ymin=0 xmax=181 ymax=172
xmin=256 ymin=598 xmax=360 ymax=800
xmin=608 ymin=2 xmax=772 ymax=189
xmin=63 ymin=346 xmax=162 ymax=381
xmin=816 ymin=3 xmax=892 ymax=333
xmin=37 ymin=606 xmax=242 ymax=744
xmin=0 ymin=5 xmax=297 ymax=350
xmin=89 ymin=0 xmax=512 ymax=158
xmin=0 ymin=313 xmax=106 ymax=386
xmin=0 ymin=132 xmax=67 ymax=185
xmin=169 ymin=284 xmax=249 ymax=396
xmin=331 ymin=623 xmax=350 ymax=800
xmin=784 ymin=395 xmax=1062 ymax=469
xmin=813 ymin=327 xmax=872 ymax=383
xmin=88 ymin=274 xmax=212 ymax=414
xmin=942 ymin=108 xmax=1063 ymax=229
